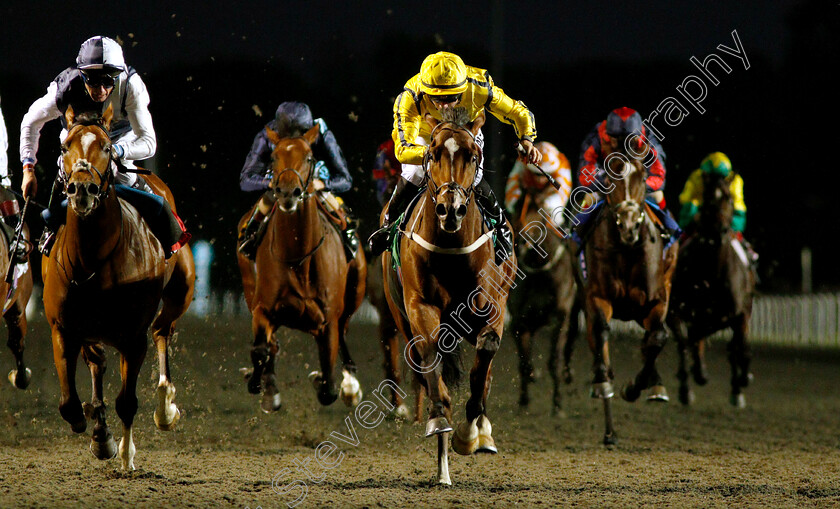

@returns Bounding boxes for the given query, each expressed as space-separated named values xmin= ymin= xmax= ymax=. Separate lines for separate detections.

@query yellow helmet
xmin=700 ymin=152 xmax=732 ymax=177
xmin=419 ymin=52 xmax=468 ymax=96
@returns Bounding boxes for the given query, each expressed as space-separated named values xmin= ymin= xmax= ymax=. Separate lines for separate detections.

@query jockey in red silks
xmin=575 ymin=106 xmax=680 ymax=237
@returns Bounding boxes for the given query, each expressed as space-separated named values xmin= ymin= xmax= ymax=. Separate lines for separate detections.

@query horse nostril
xmin=87 ymin=183 xmax=99 ymax=195
xmin=66 ymin=182 xmax=77 ymax=195
xmin=456 ymin=204 xmax=468 ymax=217
xmin=435 ymin=203 xmax=447 ymax=217
xmin=292 ymin=187 xmax=303 ymax=198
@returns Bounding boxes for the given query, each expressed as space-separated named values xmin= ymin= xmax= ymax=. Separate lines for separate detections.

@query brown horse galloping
xmin=237 ymin=124 xmax=366 ymax=412
xmin=383 ymin=109 xmax=517 ymax=485
xmin=667 ymin=170 xmax=755 ymax=407
xmin=43 ymin=105 xmax=195 ymax=470
xmin=579 ymin=140 xmax=678 ymax=445
xmin=508 ymin=191 xmax=579 ymax=413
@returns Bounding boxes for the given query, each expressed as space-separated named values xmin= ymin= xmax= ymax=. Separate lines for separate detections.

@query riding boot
xmin=238 ymin=207 xmax=269 ymax=261
xmin=38 ymin=199 xmax=67 ymax=257
xmin=475 ymin=179 xmax=513 ymax=265
xmin=368 ymin=176 xmax=420 ymax=256
xmin=340 ymin=206 xmax=360 ymax=260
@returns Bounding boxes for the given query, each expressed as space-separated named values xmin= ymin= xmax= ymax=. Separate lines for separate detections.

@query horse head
xmin=266 ymin=124 xmax=320 ymax=213
xmin=423 ymin=108 xmax=485 ymax=233
xmin=602 ymin=134 xmax=650 ymax=246
xmin=61 ymin=104 xmax=115 ymax=219
xmin=700 ymin=170 xmax=734 ymax=236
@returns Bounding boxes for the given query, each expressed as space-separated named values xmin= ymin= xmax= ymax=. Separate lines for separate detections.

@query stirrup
xmin=368 ymin=224 xmax=393 ymax=256
xmin=493 ymin=225 xmax=513 ymax=265
xmin=38 ymin=229 xmax=55 ymax=256
xmin=343 ymin=229 xmax=359 ymax=259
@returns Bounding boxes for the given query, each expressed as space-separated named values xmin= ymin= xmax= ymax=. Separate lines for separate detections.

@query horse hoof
xmin=730 ymin=393 xmax=746 ymax=408
xmin=518 ymin=393 xmax=530 ymax=407
xmin=8 ymin=368 xmax=31 ymax=389
xmin=90 ymin=436 xmax=118 ymax=460
xmin=646 ymin=385 xmax=670 ymax=403
xmin=603 ymin=433 xmax=618 ymax=446
xmin=452 ymin=420 xmax=478 ymax=456
xmin=246 ymin=373 xmax=262 ymax=395
xmin=552 ymin=406 xmax=568 ymax=419
xmin=308 ymin=370 xmax=323 ymax=388
xmin=70 ymin=420 xmax=87 ymax=434
xmin=620 ymin=380 xmax=642 ymax=402
xmin=590 ymin=381 xmax=615 ymax=399
xmin=388 ymin=404 xmax=411 ymax=421
xmin=339 ymin=370 xmax=362 ymax=407
xmin=154 ymin=383 xmax=181 ymax=431
xmin=692 ymin=365 xmax=709 ymax=386
xmin=475 ymin=435 xmax=498 ymax=454
xmin=239 ymin=367 xmax=254 ymax=381
xmin=562 ymin=367 xmax=574 ymax=385
xmin=425 ymin=417 xmax=452 ymax=437
xmin=678 ymin=387 xmax=695 ymax=406
xmin=261 ymin=392 xmax=282 ymax=413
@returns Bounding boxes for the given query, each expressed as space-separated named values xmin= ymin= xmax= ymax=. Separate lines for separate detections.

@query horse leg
xmin=82 ymin=344 xmax=117 ymax=460
xmin=690 ymin=330 xmax=710 ymax=386
xmin=562 ymin=299 xmax=581 ymax=385
xmin=410 ymin=339 xmax=453 ymax=485
xmin=512 ymin=324 xmax=535 ymax=407
xmin=586 ymin=296 xmax=616 ymax=445
xmin=412 ymin=376 xmax=425 ymax=423
xmin=728 ymin=314 xmax=752 ymax=408
xmin=51 ymin=330 xmax=86 ymax=433
xmin=622 ymin=322 xmax=669 ymax=403
xmin=454 ymin=327 xmax=501 ymax=456
xmin=668 ymin=314 xmax=694 ymax=405
xmin=4 ymin=305 xmax=31 ymax=389
xmin=548 ymin=308 xmax=573 ymax=416
xmin=247 ymin=306 xmax=271 ymax=395
xmin=152 ymin=246 xmax=194 ymax=428
xmin=337 ymin=318 xmax=363 ymax=408
xmin=310 ymin=322 xmax=340 ymax=406
xmin=379 ymin=323 xmax=409 ymax=419
xmin=116 ymin=339 xmax=147 ymax=471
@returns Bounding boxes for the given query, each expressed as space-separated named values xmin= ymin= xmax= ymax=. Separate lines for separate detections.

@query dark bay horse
xmin=237 ymin=124 xmax=366 ymax=412
xmin=667 ymin=170 xmax=755 ymax=407
xmin=44 ymin=105 xmax=195 ymax=470
xmin=0 ymin=199 xmax=33 ymax=390
xmin=578 ymin=139 xmax=678 ymax=445
xmin=383 ymin=109 xmax=517 ymax=485
xmin=508 ymin=189 xmax=579 ymax=413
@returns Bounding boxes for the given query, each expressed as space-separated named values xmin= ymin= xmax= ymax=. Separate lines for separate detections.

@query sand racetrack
xmin=1 ymin=312 xmax=839 ymax=508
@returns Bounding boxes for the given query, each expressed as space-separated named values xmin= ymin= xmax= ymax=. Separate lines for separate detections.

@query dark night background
xmin=1 ymin=0 xmax=836 ymax=294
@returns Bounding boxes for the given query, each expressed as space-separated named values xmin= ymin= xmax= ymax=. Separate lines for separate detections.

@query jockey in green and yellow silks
xmin=678 ymin=152 xmax=747 ymax=232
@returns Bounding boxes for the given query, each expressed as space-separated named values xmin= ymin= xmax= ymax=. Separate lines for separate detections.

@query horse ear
xmin=303 ymin=124 xmax=320 ymax=146
xmin=265 ymin=127 xmax=282 ymax=145
xmin=470 ymin=110 xmax=486 ymax=135
xmin=65 ymin=105 xmax=75 ymax=127
xmin=425 ymin=113 xmax=439 ymax=130
xmin=101 ymin=103 xmax=114 ymax=131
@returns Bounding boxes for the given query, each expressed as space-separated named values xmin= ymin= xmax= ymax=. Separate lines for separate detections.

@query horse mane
xmin=270 ymin=116 xmax=308 ymax=139
xmin=72 ymin=111 xmax=105 ymax=127
xmin=440 ymin=107 xmax=471 ymax=127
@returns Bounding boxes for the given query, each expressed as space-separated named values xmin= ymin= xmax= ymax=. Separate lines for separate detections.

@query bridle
xmin=60 ymin=121 xmax=115 ymax=205
xmin=270 ymin=137 xmax=316 ymax=204
xmin=422 ymin=122 xmax=482 ymax=208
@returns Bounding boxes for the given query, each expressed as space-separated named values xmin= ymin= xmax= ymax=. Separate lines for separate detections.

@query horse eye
xmin=60 ymin=145 xmax=69 ymax=154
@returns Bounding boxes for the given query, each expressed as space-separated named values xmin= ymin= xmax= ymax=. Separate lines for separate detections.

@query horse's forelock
xmin=440 ymin=107 xmax=470 ymax=127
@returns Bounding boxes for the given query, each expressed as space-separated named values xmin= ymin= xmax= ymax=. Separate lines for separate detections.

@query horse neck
xmin=62 ymin=190 xmax=122 ymax=265
xmin=269 ymin=197 xmax=322 ymax=257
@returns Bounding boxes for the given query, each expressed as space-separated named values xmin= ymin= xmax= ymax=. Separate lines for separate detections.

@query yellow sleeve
xmin=484 ymin=74 xmax=537 ymax=142
xmin=392 ymin=84 xmax=426 ymax=165
xmin=679 ymin=169 xmax=703 ymax=206
xmin=730 ymin=174 xmax=746 ymax=212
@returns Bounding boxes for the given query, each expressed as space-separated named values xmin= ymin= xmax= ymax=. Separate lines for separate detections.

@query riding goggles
xmin=429 ymin=93 xmax=462 ymax=105
xmin=81 ymin=70 xmax=118 ymax=88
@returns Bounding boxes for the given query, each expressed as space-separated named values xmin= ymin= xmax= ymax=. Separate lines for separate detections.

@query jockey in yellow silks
xmin=678 ymin=152 xmax=746 ymax=233
xmin=367 ymin=51 xmax=540 ymax=265
xmin=505 ymin=141 xmax=572 ymax=221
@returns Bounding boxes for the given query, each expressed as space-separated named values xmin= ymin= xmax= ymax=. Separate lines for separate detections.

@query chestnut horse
xmin=43 ymin=105 xmax=195 ymax=470
xmin=383 ymin=109 xmax=517 ymax=485
xmin=237 ymin=124 xmax=366 ymax=412
xmin=0 ymin=195 xmax=33 ymax=390
xmin=667 ymin=170 xmax=755 ymax=407
xmin=578 ymin=138 xmax=678 ymax=445
xmin=508 ymin=190 xmax=579 ymax=413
